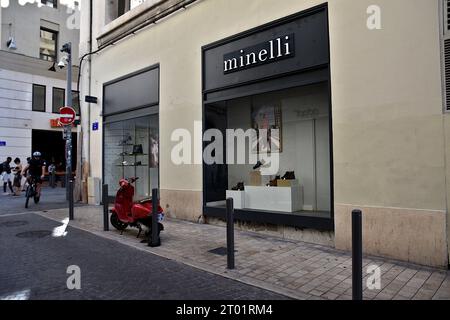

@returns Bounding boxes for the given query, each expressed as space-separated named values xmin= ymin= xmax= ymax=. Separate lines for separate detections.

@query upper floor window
xmin=52 ymin=87 xmax=65 ymax=113
xmin=41 ymin=0 xmax=57 ymax=8
xmin=107 ymin=0 xmax=147 ymax=23
xmin=40 ymin=28 xmax=58 ymax=62
xmin=72 ymin=91 xmax=80 ymax=116
xmin=32 ymin=84 xmax=46 ymax=112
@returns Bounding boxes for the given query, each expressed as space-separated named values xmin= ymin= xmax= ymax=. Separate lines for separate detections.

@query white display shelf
xmin=225 ymin=190 xmax=245 ymax=209
xmin=244 ymin=185 xmax=303 ymax=213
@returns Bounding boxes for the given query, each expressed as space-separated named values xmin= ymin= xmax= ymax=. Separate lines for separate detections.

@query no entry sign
xmin=59 ymin=107 xmax=76 ymax=125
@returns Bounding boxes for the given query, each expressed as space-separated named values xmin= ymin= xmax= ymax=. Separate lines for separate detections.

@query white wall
xmin=1 ymin=0 xmax=80 ymax=62
xmin=0 ymin=68 xmax=77 ymax=162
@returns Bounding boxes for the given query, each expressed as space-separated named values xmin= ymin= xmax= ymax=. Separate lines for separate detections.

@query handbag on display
xmin=133 ymin=144 xmax=143 ymax=154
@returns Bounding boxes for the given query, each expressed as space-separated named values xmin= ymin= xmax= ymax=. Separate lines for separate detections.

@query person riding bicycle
xmin=22 ymin=151 xmax=46 ymax=201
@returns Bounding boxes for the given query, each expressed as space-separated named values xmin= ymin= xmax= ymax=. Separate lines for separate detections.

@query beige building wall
xmin=84 ymin=0 xmax=449 ymax=267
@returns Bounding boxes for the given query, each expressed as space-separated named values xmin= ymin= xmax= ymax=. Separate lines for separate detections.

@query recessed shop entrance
xmin=31 ymin=129 xmax=77 ymax=172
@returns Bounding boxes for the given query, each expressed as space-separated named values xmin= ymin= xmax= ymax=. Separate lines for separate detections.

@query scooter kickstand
xmin=137 ymin=226 xmax=142 ymax=238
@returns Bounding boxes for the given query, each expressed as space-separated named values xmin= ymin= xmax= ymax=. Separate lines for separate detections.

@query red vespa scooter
xmin=110 ymin=177 xmax=164 ymax=241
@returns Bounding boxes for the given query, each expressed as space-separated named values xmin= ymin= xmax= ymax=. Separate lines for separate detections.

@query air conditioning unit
xmin=442 ymin=0 xmax=450 ymax=111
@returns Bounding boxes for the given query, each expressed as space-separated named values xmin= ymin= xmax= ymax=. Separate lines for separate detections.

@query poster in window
xmin=149 ymin=131 xmax=159 ymax=168
xmin=251 ymin=104 xmax=282 ymax=153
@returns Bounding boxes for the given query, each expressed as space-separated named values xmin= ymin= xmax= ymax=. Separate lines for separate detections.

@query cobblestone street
xmin=0 ymin=213 xmax=287 ymax=300
xmin=37 ymin=206 xmax=450 ymax=301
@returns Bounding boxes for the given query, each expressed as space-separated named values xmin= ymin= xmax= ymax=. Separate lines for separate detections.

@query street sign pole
xmin=62 ymin=43 xmax=72 ymax=201
xmin=65 ymin=124 xmax=72 ymax=200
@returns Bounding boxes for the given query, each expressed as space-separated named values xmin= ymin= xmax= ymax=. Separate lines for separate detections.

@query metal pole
xmin=50 ymin=171 xmax=55 ymax=188
xmin=352 ymin=209 xmax=363 ymax=300
xmin=65 ymin=125 xmax=71 ymax=200
xmin=64 ymin=43 xmax=72 ymax=201
xmin=149 ymin=188 xmax=160 ymax=247
xmin=226 ymin=198 xmax=235 ymax=270
xmin=103 ymin=184 xmax=109 ymax=231
xmin=69 ymin=180 xmax=74 ymax=221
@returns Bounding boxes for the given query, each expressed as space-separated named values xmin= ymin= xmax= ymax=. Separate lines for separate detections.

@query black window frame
xmin=32 ymin=84 xmax=46 ymax=113
xmin=40 ymin=27 xmax=58 ymax=62
xmin=52 ymin=87 xmax=65 ymax=114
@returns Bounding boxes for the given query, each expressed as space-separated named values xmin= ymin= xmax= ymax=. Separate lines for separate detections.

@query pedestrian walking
xmin=12 ymin=158 xmax=22 ymax=196
xmin=1 ymin=157 xmax=14 ymax=194
xmin=48 ymin=163 xmax=56 ymax=188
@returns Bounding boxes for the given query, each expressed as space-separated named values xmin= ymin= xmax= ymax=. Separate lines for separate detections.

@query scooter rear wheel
xmin=110 ymin=212 xmax=128 ymax=231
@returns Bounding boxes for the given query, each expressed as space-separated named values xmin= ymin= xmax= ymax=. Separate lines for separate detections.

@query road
xmin=0 ymin=212 xmax=287 ymax=300
xmin=0 ymin=187 xmax=82 ymax=216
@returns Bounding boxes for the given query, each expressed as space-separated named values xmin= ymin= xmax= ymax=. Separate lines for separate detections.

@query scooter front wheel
xmin=110 ymin=212 xmax=128 ymax=231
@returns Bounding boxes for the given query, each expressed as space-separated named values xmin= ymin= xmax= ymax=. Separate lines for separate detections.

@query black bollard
xmin=352 ymin=209 xmax=363 ymax=300
xmin=226 ymin=198 xmax=235 ymax=270
xmin=103 ymin=184 xmax=109 ymax=231
xmin=149 ymin=188 xmax=160 ymax=247
xmin=69 ymin=180 xmax=74 ymax=221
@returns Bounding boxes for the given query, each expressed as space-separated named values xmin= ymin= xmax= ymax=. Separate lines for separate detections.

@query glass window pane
xmin=72 ymin=91 xmax=80 ymax=115
xmin=32 ymin=85 xmax=46 ymax=112
xmin=104 ymin=114 xmax=159 ymax=200
xmin=204 ymin=83 xmax=331 ymax=218
xmin=40 ymin=28 xmax=57 ymax=62
xmin=41 ymin=0 xmax=57 ymax=8
xmin=52 ymin=88 xmax=65 ymax=113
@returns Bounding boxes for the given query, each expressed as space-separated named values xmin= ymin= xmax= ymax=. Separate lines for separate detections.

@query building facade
xmin=0 ymin=0 xmax=79 ymax=167
xmin=79 ymin=0 xmax=450 ymax=268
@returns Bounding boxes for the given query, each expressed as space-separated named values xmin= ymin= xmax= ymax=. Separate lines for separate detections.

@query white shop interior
xmin=205 ymin=83 xmax=331 ymax=218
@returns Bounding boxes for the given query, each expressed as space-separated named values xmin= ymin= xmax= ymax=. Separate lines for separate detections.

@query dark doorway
xmin=31 ymin=129 xmax=77 ymax=171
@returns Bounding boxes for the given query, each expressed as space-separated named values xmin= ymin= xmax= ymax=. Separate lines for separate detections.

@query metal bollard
xmin=352 ymin=209 xmax=363 ymax=300
xmin=149 ymin=188 xmax=160 ymax=247
xmin=50 ymin=172 xmax=56 ymax=188
xmin=226 ymin=198 xmax=235 ymax=270
xmin=103 ymin=184 xmax=109 ymax=231
xmin=69 ymin=180 xmax=74 ymax=221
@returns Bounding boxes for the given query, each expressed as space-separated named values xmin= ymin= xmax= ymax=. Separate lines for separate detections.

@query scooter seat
xmin=138 ymin=197 xmax=153 ymax=204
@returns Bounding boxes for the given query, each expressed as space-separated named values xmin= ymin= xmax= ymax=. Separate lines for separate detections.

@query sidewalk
xmin=37 ymin=206 xmax=450 ymax=300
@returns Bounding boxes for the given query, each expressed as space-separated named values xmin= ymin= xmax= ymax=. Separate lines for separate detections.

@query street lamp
xmin=60 ymin=42 xmax=73 ymax=202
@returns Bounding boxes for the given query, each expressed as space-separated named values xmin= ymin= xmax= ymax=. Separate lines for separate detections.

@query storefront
xmin=102 ymin=65 xmax=160 ymax=200
xmin=82 ymin=0 xmax=449 ymax=267
xmin=202 ymin=5 xmax=333 ymax=230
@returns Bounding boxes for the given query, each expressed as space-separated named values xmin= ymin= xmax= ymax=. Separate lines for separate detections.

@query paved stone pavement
xmin=0 ymin=213 xmax=287 ymax=300
xmin=35 ymin=206 xmax=450 ymax=301
xmin=0 ymin=187 xmax=84 ymax=216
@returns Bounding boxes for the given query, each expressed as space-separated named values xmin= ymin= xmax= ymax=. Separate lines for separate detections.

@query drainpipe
xmin=87 ymin=0 xmax=93 ymax=175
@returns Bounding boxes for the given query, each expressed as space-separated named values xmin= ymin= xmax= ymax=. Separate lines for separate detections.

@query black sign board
xmin=85 ymin=95 xmax=98 ymax=104
xmin=203 ymin=5 xmax=329 ymax=94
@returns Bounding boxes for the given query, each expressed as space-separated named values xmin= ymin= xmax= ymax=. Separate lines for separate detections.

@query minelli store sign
xmin=223 ymin=34 xmax=295 ymax=73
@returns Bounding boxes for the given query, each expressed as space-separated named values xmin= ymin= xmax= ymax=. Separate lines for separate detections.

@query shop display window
xmin=204 ymin=83 xmax=331 ymax=218
xmin=104 ymin=115 xmax=159 ymax=200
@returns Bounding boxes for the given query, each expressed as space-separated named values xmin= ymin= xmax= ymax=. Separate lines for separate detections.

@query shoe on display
xmin=253 ymin=159 xmax=266 ymax=170
xmin=253 ymin=161 xmax=263 ymax=170
xmin=231 ymin=182 xmax=245 ymax=191
xmin=281 ymin=171 xmax=295 ymax=180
